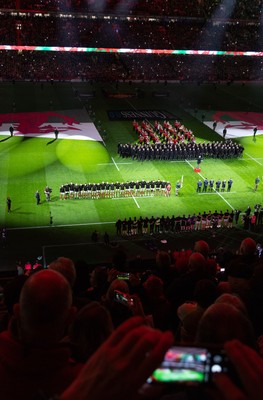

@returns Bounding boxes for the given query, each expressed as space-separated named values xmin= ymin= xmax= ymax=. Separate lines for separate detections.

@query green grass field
xmin=0 ymin=81 xmax=263 ymax=270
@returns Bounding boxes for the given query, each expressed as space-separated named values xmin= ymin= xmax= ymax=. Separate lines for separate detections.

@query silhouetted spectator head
xmin=193 ymin=279 xmax=218 ymax=308
xmin=188 ymin=252 xmax=207 ymax=273
xmin=239 ymin=237 xmax=257 ymax=256
xmin=3 ymin=275 xmax=28 ymax=315
xmin=228 ymin=259 xmax=254 ymax=281
xmin=177 ymin=279 xmax=218 ymax=343
xmin=196 ymin=303 xmax=255 ymax=347
xmin=218 ymin=258 xmax=253 ymax=296
xmin=194 ymin=240 xmax=210 ymax=258
xmin=143 ymin=275 xmax=164 ymax=299
xmin=48 ymin=256 xmax=76 ymax=288
xmin=156 ymin=250 xmax=171 ymax=270
xmin=91 ymin=230 xmax=99 ymax=243
xmin=89 ymin=266 xmax=108 ymax=289
xmin=250 ymin=263 xmax=263 ymax=297
xmin=69 ymin=302 xmax=113 ymax=362
xmin=13 ymin=269 xmax=76 ymax=345
xmin=105 ymin=279 xmax=129 ymax=302
xmin=215 ymin=293 xmax=248 ymax=315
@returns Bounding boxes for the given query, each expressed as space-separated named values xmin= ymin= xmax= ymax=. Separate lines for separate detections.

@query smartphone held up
xmin=147 ymin=345 xmax=231 ymax=386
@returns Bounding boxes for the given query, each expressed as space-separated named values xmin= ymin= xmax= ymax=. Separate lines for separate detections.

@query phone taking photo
xmin=147 ymin=345 xmax=230 ymax=386
xmin=114 ymin=290 xmax=134 ymax=307
xmin=117 ymin=273 xmax=130 ymax=280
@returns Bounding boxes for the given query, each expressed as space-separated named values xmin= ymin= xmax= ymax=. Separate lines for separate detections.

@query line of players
xmin=59 ymin=180 xmax=172 ymax=199
xmin=118 ymin=140 xmax=244 ymax=161
xmin=115 ymin=209 xmax=240 ymax=236
xmin=196 ymin=178 xmax=233 ymax=192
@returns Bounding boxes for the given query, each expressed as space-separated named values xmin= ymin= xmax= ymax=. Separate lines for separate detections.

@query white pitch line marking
xmin=185 ymin=159 xmax=235 ymax=210
xmin=132 ymin=195 xmax=140 ymax=209
xmin=111 ymin=157 xmax=120 ymax=171
xmin=245 ymin=153 xmax=263 ymax=166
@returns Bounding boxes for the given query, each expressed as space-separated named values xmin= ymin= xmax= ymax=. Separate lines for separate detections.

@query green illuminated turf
xmin=3 ymin=141 xmax=262 ymax=229
xmin=0 ymin=81 xmax=263 ymax=239
xmin=152 ymin=368 xmax=204 ymax=383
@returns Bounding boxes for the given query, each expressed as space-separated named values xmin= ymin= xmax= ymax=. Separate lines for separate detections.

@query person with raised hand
xmin=213 ymin=339 xmax=263 ymax=400
xmin=61 ymin=316 xmax=174 ymax=400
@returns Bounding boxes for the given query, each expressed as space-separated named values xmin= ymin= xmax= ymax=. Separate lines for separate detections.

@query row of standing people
xmin=118 ymin=140 xmax=244 ymax=161
xmin=196 ymin=178 xmax=233 ymax=192
xmin=59 ymin=180 xmax=172 ymax=199
xmin=115 ymin=209 xmax=242 ymax=236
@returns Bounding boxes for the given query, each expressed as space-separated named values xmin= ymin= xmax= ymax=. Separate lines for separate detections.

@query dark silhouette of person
xmin=6 ymin=197 xmax=11 ymax=213
xmin=9 ymin=125 xmax=14 ymax=137
xmin=35 ymin=190 xmax=41 ymax=205
xmin=253 ymin=127 xmax=257 ymax=141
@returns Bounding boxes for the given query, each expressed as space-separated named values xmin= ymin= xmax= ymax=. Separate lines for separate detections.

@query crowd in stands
xmin=1 ymin=237 xmax=263 ymax=398
xmin=59 ymin=179 xmax=171 ymax=199
xmin=0 ymin=15 xmax=260 ymax=52
xmin=0 ymin=0 xmax=261 ymax=20
xmin=0 ymin=50 xmax=261 ymax=83
xmin=0 ymin=7 xmax=261 ymax=82
xmin=0 ymin=51 xmax=125 ymax=82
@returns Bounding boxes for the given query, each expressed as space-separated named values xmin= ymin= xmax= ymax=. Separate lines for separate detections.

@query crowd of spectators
xmin=0 ymin=51 xmax=127 ymax=81
xmin=1 ymin=237 xmax=263 ymax=398
xmin=0 ymin=0 xmax=261 ymax=20
xmin=0 ymin=50 xmax=261 ymax=83
xmin=0 ymin=15 xmax=261 ymax=52
xmin=0 ymin=6 xmax=261 ymax=83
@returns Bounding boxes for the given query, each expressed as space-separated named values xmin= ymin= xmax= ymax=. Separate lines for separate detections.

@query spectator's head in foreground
xmin=69 ymin=302 xmax=114 ymax=362
xmin=13 ymin=269 xmax=76 ymax=345
xmin=48 ymin=256 xmax=76 ymax=288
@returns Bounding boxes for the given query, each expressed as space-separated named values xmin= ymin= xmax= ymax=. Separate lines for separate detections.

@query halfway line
xmin=132 ymin=195 xmax=140 ymax=209
xmin=245 ymin=153 xmax=263 ymax=166
xmin=111 ymin=157 xmax=120 ymax=171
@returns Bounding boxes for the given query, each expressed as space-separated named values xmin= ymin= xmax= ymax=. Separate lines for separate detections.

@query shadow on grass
xmin=46 ymin=138 xmax=57 ymax=145
xmin=9 ymin=207 xmax=22 ymax=212
xmin=21 ymin=136 xmax=33 ymax=142
xmin=13 ymin=210 xmax=35 ymax=215
xmin=0 ymin=136 xmax=11 ymax=143
xmin=50 ymin=196 xmax=60 ymax=201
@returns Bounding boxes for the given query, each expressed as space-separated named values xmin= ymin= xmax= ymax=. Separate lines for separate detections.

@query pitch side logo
xmin=108 ymin=110 xmax=176 ymax=120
